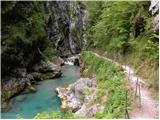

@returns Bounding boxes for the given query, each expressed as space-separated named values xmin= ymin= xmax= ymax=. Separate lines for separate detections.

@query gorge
xmin=1 ymin=0 xmax=159 ymax=119
xmin=2 ymin=65 xmax=80 ymax=119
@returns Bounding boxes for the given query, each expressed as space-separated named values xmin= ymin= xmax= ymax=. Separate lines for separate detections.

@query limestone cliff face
xmin=149 ymin=0 xmax=159 ymax=34
xmin=46 ymin=1 xmax=86 ymax=57
xmin=69 ymin=2 xmax=87 ymax=55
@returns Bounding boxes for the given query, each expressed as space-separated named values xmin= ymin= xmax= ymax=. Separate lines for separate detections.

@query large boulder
xmin=1 ymin=61 xmax=62 ymax=111
xmin=22 ymin=83 xmax=37 ymax=94
xmin=39 ymin=63 xmax=61 ymax=73
xmin=42 ymin=62 xmax=62 ymax=74
xmin=52 ymin=57 xmax=65 ymax=66
xmin=30 ymin=72 xmax=42 ymax=81
xmin=1 ymin=77 xmax=29 ymax=111
xmin=31 ymin=62 xmax=62 ymax=80
xmin=56 ymin=77 xmax=104 ymax=117
xmin=74 ymin=58 xmax=80 ymax=66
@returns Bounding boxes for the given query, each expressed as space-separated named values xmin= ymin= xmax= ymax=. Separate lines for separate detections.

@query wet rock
xmin=48 ymin=63 xmax=61 ymax=73
xmin=1 ymin=77 xmax=29 ymax=111
xmin=30 ymin=72 xmax=42 ymax=81
xmin=23 ymin=83 xmax=37 ymax=93
xmin=74 ymin=58 xmax=80 ymax=66
xmin=40 ymin=72 xmax=61 ymax=80
xmin=52 ymin=57 xmax=65 ymax=66
xmin=38 ymin=62 xmax=62 ymax=79
xmin=64 ymin=55 xmax=81 ymax=66
xmin=30 ymin=62 xmax=62 ymax=80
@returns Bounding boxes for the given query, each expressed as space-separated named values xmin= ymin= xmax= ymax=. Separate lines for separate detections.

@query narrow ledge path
xmin=89 ymin=51 xmax=159 ymax=119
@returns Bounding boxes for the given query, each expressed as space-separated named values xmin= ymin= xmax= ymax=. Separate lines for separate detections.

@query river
xmin=1 ymin=65 xmax=80 ymax=119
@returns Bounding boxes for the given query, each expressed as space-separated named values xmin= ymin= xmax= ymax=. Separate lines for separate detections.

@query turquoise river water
xmin=1 ymin=65 xmax=80 ymax=119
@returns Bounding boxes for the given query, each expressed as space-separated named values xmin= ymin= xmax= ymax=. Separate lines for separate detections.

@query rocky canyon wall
xmin=1 ymin=1 xmax=86 ymax=111
xmin=149 ymin=0 xmax=159 ymax=34
xmin=46 ymin=1 xmax=86 ymax=57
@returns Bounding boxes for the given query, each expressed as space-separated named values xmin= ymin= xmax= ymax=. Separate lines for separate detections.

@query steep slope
xmin=1 ymin=1 xmax=86 ymax=111
xmin=46 ymin=1 xmax=86 ymax=57
xmin=86 ymin=1 xmax=159 ymax=91
xmin=2 ymin=1 xmax=86 ymax=77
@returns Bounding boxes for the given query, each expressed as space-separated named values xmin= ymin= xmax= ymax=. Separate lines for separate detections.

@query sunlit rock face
xmin=46 ymin=1 xmax=86 ymax=57
xmin=149 ymin=0 xmax=159 ymax=34
xmin=56 ymin=77 xmax=104 ymax=118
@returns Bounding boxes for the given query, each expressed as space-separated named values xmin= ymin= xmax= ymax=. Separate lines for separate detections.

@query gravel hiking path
xmin=91 ymin=51 xmax=159 ymax=119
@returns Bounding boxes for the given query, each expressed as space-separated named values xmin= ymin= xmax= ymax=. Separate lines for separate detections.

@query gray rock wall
xmin=45 ymin=1 xmax=86 ymax=57
xmin=149 ymin=0 xmax=159 ymax=34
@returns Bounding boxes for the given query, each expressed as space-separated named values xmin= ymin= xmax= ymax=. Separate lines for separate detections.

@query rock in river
xmin=56 ymin=77 xmax=104 ymax=118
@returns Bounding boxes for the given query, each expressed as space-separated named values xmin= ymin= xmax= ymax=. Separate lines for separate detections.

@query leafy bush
xmin=86 ymin=1 xmax=158 ymax=90
xmin=81 ymin=51 xmax=129 ymax=118
xmin=32 ymin=111 xmax=85 ymax=119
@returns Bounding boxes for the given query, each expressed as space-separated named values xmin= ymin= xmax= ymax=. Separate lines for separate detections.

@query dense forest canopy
xmin=1 ymin=1 xmax=57 ymax=77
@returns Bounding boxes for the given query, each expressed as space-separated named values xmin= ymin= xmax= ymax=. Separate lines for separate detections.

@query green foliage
xmin=96 ymin=112 xmax=113 ymax=119
xmin=34 ymin=112 xmax=62 ymax=119
xmin=31 ymin=67 xmax=123 ymax=119
xmin=1 ymin=1 xmax=57 ymax=77
xmin=96 ymin=88 xmax=105 ymax=100
xmin=85 ymin=1 xmax=105 ymax=47
xmin=86 ymin=1 xmax=158 ymax=90
xmin=83 ymin=88 xmax=93 ymax=96
xmin=81 ymin=51 xmax=128 ymax=118
xmin=86 ymin=1 xmax=104 ymax=27
xmin=43 ymin=41 xmax=58 ymax=61
xmin=32 ymin=111 xmax=86 ymax=119
xmin=144 ymin=34 xmax=159 ymax=64
xmin=86 ymin=99 xmax=95 ymax=108
xmin=88 ymin=1 xmax=149 ymax=53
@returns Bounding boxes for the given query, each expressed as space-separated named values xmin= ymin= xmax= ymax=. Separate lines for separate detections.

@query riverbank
xmin=1 ymin=65 xmax=80 ymax=119
xmin=82 ymin=51 xmax=159 ymax=119
xmin=56 ymin=51 xmax=128 ymax=118
xmin=1 ymin=58 xmax=63 ymax=112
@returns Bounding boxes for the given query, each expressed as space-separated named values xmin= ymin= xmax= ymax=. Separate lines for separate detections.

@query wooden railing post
xmin=125 ymin=90 xmax=129 ymax=119
xmin=138 ymin=83 xmax=141 ymax=108
xmin=135 ymin=77 xmax=138 ymax=98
